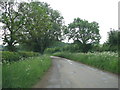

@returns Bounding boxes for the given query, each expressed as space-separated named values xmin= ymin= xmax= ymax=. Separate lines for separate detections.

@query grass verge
xmin=0 ymin=64 xmax=1 ymax=89
xmin=53 ymin=52 xmax=119 ymax=74
xmin=2 ymin=55 xmax=51 ymax=88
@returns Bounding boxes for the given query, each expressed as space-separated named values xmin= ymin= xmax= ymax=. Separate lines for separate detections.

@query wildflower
xmin=7 ymin=63 xmax=10 ymax=65
xmin=27 ymin=73 xmax=30 ymax=75
xmin=26 ymin=68 xmax=30 ymax=71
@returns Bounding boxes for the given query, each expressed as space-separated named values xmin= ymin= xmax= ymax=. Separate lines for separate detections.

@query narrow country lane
xmin=33 ymin=56 xmax=118 ymax=88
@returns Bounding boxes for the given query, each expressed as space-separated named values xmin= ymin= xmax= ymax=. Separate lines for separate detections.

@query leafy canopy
xmin=67 ymin=18 xmax=101 ymax=45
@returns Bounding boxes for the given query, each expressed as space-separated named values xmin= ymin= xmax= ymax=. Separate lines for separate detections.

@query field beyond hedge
xmin=53 ymin=52 xmax=119 ymax=74
xmin=2 ymin=55 xmax=51 ymax=88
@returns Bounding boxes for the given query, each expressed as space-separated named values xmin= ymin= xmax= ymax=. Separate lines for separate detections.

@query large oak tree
xmin=0 ymin=1 xmax=25 ymax=51
xmin=18 ymin=2 xmax=65 ymax=53
xmin=67 ymin=18 xmax=101 ymax=52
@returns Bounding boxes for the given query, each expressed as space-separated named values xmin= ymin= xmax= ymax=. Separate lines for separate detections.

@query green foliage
xmin=44 ymin=41 xmax=92 ymax=53
xmin=91 ymin=44 xmax=110 ymax=52
xmin=2 ymin=55 xmax=51 ymax=88
xmin=97 ymin=29 xmax=119 ymax=52
xmin=62 ymin=44 xmax=79 ymax=52
xmin=107 ymin=29 xmax=118 ymax=52
xmin=66 ymin=18 xmax=101 ymax=52
xmin=1 ymin=1 xmax=65 ymax=53
xmin=44 ymin=47 xmax=61 ymax=54
xmin=17 ymin=2 xmax=65 ymax=53
xmin=0 ymin=45 xmax=2 ymax=51
xmin=100 ymin=43 xmax=110 ymax=51
xmin=18 ymin=2 xmax=52 ymax=53
xmin=0 ymin=64 xmax=1 ymax=88
xmin=1 ymin=51 xmax=40 ymax=63
xmin=49 ymin=41 xmax=69 ymax=48
xmin=48 ymin=10 xmax=64 ymax=41
xmin=2 ymin=51 xmax=21 ymax=62
xmin=44 ymin=42 xmax=82 ymax=54
xmin=18 ymin=51 xmax=40 ymax=58
xmin=108 ymin=29 xmax=118 ymax=46
xmin=118 ymin=31 xmax=120 ymax=57
xmin=0 ymin=1 xmax=25 ymax=51
xmin=43 ymin=41 xmax=71 ymax=54
xmin=53 ymin=52 xmax=119 ymax=74
xmin=15 ymin=44 xmax=32 ymax=51
xmin=69 ymin=18 xmax=101 ymax=44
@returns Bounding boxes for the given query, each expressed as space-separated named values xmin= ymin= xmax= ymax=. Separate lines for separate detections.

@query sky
xmin=0 ymin=0 xmax=119 ymax=44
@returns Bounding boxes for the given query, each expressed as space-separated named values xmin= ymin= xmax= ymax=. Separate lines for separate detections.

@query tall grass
xmin=53 ymin=52 xmax=119 ymax=74
xmin=0 ymin=64 xmax=1 ymax=89
xmin=2 ymin=55 xmax=51 ymax=88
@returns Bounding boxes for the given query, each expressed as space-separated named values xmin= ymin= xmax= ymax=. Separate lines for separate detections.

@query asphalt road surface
xmin=33 ymin=56 xmax=118 ymax=88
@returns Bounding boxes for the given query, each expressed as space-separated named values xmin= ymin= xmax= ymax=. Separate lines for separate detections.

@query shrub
xmin=2 ymin=51 xmax=40 ymax=63
xmin=62 ymin=44 xmax=80 ymax=52
xmin=44 ymin=47 xmax=61 ymax=54
xmin=18 ymin=51 xmax=40 ymax=58
xmin=2 ymin=51 xmax=21 ymax=62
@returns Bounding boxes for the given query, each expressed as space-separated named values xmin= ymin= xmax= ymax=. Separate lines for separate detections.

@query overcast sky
xmin=38 ymin=0 xmax=119 ymax=44
xmin=0 ymin=0 xmax=119 ymax=44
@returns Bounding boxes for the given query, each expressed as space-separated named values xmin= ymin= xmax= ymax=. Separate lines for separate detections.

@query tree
xmin=67 ymin=18 xmax=101 ymax=52
xmin=0 ymin=1 xmax=65 ymax=53
xmin=17 ymin=2 xmax=52 ymax=53
xmin=0 ymin=1 xmax=25 ymax=51
xmin=118 ymin=29 xmax=120 ymax=57
xmin=38 ymin=2 xmax=64 ymax=41
xmin=105 ymin=28 xmax=119 ymax=52
xmin=49 ymin=9 xmax=64 ymax=41
xmin=18 ymin=2 xmax=65 ymax=53
xmin=108 ymin=28 xmax=118 ymax=46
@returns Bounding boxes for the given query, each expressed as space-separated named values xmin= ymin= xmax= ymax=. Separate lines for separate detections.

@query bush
xmin=2 ymin=51 xmax=21 ymax=62
xmin=18 ymin=51 xmax=40 ymax=58
xmin=2 ymin=51 xmax=40 ymax=63
xmin=62 ymin=44 xmax=80 ymax=52
xmin=44 ymin=47 xmax=61 ymax=54
xmin=91 ymin=43 xmax=118 ymax=52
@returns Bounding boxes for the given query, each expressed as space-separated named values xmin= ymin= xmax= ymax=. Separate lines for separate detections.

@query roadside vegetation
xmin=0 ymin=0 xmax=119 ymax=88
xmin=53 ymin=52 xmax=119 ymax=74
xmin=2 ymin=55 xmax=51 ymax=88
xmin=2 ymin=51 xmax=40 ymax=63
xmin=0 ymin=64 xmax=1 ymax=88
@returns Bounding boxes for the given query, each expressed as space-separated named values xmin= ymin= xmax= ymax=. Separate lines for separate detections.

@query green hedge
xmin=18 ymin=51 xmax=40 ymax=58
xmin=1 ymin=51 xmax=40 ymax=63
xmin=44 ymin=47 xmax=61 ymax=54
